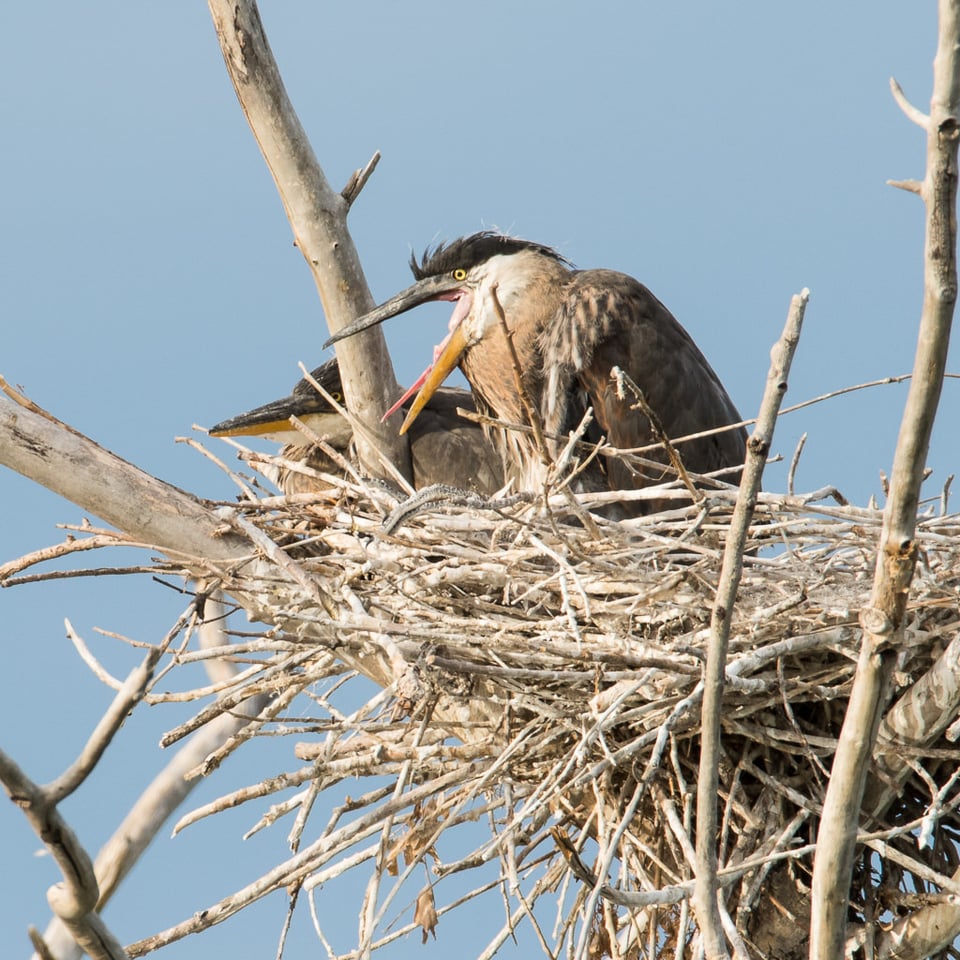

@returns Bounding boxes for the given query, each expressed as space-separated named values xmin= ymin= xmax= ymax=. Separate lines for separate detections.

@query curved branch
xmin=35 ymin=605 xmax=273 ymax=960
xmin=890 ymin=76 xmax=931 ymax=129
xmin=1 ymin=748 xmax=127 ymax=960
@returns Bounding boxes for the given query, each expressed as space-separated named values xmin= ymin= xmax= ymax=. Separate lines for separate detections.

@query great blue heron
xmin=209 ymin=358 xmax=504 ymax=497
xmin=325 ymin=232 xmax=747 ymax=514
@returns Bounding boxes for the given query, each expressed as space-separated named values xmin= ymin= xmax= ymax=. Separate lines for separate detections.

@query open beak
xmin=398 ymin=324 xmax=470 ymax=434
xmin=324 ymin=274 xmax=473 ymax=434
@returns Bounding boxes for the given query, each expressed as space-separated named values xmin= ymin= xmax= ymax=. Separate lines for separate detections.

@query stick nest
xmin=10 ymin=436 xmax=949 ymax=956
xmin=145 ymin=456 xmax=957 ymax=959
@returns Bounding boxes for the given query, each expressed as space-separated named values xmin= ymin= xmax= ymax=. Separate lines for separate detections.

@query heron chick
xmin=326 ymin=232 xmax=747 ymax=514
xmin=209 ymin=358 xmax=503 ymax=497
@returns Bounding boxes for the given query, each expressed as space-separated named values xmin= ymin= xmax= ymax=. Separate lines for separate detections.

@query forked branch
xmin=205 ymin=0 xmax=411 ymax=483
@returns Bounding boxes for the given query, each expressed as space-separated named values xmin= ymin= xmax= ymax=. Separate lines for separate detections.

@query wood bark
xmin=0 ymin=394 xmax=249 ymax=563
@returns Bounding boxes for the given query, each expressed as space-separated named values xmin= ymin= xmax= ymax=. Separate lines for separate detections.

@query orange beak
xmin=398 ymin=324 xmax=470 ymax=434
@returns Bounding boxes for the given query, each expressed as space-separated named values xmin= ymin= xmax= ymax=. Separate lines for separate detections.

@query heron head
xmin=324 ymin=232 xmax=570 ymax=433
xmin=208 ymin=358 xmax=353 ymax=449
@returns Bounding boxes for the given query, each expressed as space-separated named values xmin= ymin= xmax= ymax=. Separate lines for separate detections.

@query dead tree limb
xmin=206 ymin=0 xmax=411 ymax=483
xmin=33 ymin=601 xmax=273 ymax=960
xmin=810 ymin=2 xmax=960 ymax=955
xmin=0 ymin=392 xmax=248 ymax=563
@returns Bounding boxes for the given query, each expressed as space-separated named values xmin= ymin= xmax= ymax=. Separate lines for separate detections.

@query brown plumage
xmin=209 ymin=358 xmax=504 ymax=498
xmin=326 ymin=232 xmax=747 ymax=514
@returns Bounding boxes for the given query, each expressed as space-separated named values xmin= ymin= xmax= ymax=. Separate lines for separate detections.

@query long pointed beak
xmin=323 ymin=274 xmax=467 ymax=348
xmin=398 ymin=324 xmax=470 ymax=435
xmin=209 ymin=394 xmax=321 ymax=438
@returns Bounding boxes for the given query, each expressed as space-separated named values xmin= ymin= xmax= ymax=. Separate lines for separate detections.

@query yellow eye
xmin=453 ymin=268 xmax=467 ymax=281
xmin=330 ymin=391 xmax=343 ymax=403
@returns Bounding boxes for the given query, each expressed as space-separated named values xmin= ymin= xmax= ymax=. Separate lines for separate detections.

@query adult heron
xmin=326 ymin=232 xmax=746 ymax=514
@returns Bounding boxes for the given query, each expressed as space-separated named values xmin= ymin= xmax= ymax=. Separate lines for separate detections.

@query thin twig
xmin=694 ymin=288 xmax=808 ymax=956
xmin=612 ymin=365 xmax=703 ymax=504
xmin=341 ymin=150 xmax=381 ymax=206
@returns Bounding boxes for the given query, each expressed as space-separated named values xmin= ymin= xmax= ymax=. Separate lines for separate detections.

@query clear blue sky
xmin=0 ymin=3 xmax=953 ymax=958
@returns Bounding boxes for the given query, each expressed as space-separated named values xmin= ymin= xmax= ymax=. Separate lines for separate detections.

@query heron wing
xmin=540 ymin=270 xmax=747 ymax=497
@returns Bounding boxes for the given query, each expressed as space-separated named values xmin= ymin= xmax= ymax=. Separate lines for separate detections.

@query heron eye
xmin=453 ymin=268 xmax=467 ymax=281
xmin=331 ymin=391 xmax=342 ymax=403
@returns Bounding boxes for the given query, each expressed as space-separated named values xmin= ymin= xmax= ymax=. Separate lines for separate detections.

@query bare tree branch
xmin=205 ymin=0 xmax=411 ymax=483
xmin=0 ymin=390 xmax=249 ymax=564
xmin=33 ymin=600 xmax=273 ymax=960
xmin=6 ymin=615 xmax=207 ymax=959
xmin=810 ymin=2 xmax=960 ymax=955
xmin=890 ymin=76 xmax=931 ymax=129
xmin=1 ymin=730 xmax=128 ymax=960
xmin=341 ymin=150 xmax=382 ymax=207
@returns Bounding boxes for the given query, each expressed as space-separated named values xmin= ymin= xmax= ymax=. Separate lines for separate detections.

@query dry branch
xmin=810 ymin=2 xmax=960 ymax=955
xmin=0 ymin=387 xmax=249 ymax=563
xmin=0 ymin=638 xmax=177 ymax=960
xmin=205 ymin=0 xmax=411 ymax=483
xmin=694 ymin=288 xmax=807 ymax=958
xmin=33 ymin=601 xmax=273 ymax=960
xmin=83 ymin=455 xmax=956 ymax=959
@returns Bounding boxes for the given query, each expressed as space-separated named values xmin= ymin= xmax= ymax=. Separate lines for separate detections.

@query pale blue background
xmin=0 ymin=3 xmax=953 ymax=958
